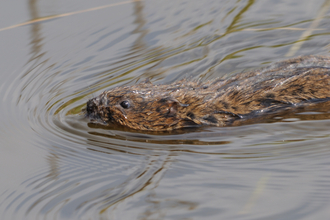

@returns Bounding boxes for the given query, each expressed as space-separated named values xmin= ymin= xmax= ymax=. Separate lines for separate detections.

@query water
xmin=1 ymin=0 xmax=330 ymax=219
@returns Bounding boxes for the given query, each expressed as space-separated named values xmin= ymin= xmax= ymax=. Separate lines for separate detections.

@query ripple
xmin=2 ymin=0 xmax=330 ymax=219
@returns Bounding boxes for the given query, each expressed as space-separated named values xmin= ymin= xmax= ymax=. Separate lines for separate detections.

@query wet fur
xmin=86 ymin=55 xmax=330 ymax=131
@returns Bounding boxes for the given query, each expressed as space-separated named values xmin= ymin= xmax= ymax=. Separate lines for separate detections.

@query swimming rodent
xmin=86 ymin=55 xmax=330 ymax=131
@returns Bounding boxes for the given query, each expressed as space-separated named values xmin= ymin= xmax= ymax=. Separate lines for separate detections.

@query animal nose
xmin=86 ymin=99 xmax=97 ymax=115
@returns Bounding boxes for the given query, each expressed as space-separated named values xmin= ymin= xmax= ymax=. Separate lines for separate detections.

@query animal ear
xmin=167 ymin=101 xmax=178 ymax=117
xmin=157 ymin=98 xmax=180 ymax=117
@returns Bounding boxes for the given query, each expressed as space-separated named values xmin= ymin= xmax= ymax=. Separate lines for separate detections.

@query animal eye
xmin=120 ymin=101 xmax=130 ymax=109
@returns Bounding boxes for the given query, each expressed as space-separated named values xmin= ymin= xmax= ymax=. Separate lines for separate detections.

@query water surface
xmin=1 ymin=0 xmax=330 ymax=219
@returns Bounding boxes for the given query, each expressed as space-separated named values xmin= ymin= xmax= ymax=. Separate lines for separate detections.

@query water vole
xmin=86 ymin=55 xmax=330 ymax=131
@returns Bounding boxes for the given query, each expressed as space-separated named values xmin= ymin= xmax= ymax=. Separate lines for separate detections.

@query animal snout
xmin=86 ymin=98 xmax=98 ymax=116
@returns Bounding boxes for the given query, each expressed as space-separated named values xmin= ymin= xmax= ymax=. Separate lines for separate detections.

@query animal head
xmin=86 ymin=83 xmax=200 ymax=131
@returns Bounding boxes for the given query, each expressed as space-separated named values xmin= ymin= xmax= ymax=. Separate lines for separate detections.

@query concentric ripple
xmin=1 ymin=0 xmax=330 ymax=219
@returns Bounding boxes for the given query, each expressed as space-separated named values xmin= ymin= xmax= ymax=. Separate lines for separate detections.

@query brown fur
xmin=86 ymin=55 xmax=330 ymax=131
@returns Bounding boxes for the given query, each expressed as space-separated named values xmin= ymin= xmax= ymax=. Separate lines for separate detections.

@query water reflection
xmin=132 ymin=0 xmax=148 ymax=50
xmin=28 ymin=0 xmax=44 ymax=61
xmin=2 ymin=0 xmax=330 ymax=219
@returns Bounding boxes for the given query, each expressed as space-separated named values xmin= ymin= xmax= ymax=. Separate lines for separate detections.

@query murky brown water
xmin=1 ymin=0 xmax=330 ymax=219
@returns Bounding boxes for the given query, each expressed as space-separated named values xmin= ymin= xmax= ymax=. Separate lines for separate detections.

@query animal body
xmin=86 ymin=55 xmax=330 ymax=131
